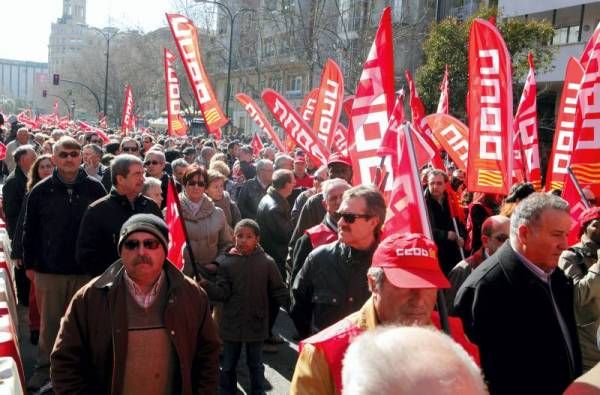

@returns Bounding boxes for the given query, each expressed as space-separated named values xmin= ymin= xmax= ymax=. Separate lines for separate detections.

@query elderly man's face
xmin=145 ymin=184 xmax=163 ymax=207
xmin=258 ymin=164 xmax=274 ymax=185
xmin=121 ymin=231 xmax=165 ymax=286
xmin=16 ymin=130 xmax=29 ymax=144
xmin=370 ymin=273 xmax=437 ymax=326
xmin=517 ymin=209 xmax=572 ymax=272
xmin=323 ymin=184 xmax=349 ymax=219
xmin=483 ymin=220 xmax=510 ymax=256
xmin=337 ymin=196 xmax=379 ymax=248
xmin=173 ymin=165 xmax=187 ymax=183
xmin=82 ymin=147 xmax=100 ymax=167
xmin=118 ymin=163 xmax=145 ymax=195
xmin=428 ymin=174 xmax=446 ymax=200
xmin=20 ymin=150 xmax=37 ymax=173
xmin=144 ymin=154 xmax=165 ymax=177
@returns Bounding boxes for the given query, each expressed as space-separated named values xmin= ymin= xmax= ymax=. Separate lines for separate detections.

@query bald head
xmin=481 ymin=215 xmax=510 ymax=256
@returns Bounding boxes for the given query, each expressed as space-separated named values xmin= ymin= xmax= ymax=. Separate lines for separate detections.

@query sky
xmin=0 ymin=0 xmax=192 ymax=63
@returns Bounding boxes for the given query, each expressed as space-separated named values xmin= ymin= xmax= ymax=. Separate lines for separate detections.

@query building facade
xmin=0 ymin=59 xmax=48 ymax=105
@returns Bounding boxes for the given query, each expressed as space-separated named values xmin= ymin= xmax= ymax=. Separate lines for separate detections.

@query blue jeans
xmin=219 ymin=341 xmax=265 ymax=395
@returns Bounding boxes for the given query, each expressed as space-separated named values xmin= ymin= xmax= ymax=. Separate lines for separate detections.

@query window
xmin=553 ymin=25 xmax=580 ymax=45
xmin=269 ymin=77 xmax=283 ymax=92
xmin=289 ymin=75 xmax=302 ymax=92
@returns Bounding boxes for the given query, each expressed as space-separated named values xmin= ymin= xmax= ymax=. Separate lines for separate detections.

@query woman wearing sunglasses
xmin=179 ymin=164 xmax=233 ymax=280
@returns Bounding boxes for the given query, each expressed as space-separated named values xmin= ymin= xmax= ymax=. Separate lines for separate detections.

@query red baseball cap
xmin=371 ymin=233 xmax=450 ymax=289
xmin=579 ymin=207 xmax=600 ymax=228
xmin=327 ymin=152 xmax=352 ymax=167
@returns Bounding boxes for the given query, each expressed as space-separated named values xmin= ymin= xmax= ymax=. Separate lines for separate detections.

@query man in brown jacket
xmin=51 ymin=214 xmax=220 ymax=394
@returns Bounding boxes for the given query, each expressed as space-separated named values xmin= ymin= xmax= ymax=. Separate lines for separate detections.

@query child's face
xmin=235 ymin=226 xmax=259 ymax=255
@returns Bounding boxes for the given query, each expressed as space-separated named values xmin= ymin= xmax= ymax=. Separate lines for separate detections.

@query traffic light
xmin=53 ymin=74 xmax=60 ymax=85
xmin=42 ymin=90 xmax=47 ymax=98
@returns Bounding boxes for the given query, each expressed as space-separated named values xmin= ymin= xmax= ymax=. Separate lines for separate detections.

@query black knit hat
xmin=118 ymin=214 xmax=169 ymax=254
xmin=505 ymin=182 xmax=535 ymax=203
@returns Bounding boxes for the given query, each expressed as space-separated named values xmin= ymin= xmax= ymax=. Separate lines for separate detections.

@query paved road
xmin=20 ymin=306 xmax=299 ymax=394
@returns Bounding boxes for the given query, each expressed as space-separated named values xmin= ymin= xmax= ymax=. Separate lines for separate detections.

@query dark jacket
xmin=239 ymin=160 xmax=256 ymax=180
xmin=237 ymin=177 xmax=267 ymax=219
xmin=2 ymin=166 xmax=28 ymax=239
xmin=76 ymin=189 xmax=163 ymax=276
xmin=23 ymin=169 xmax=106 ymax=274
xmin=50 ymin=260 xmax=220 ymax=395
xmin=424 ymin=189 xmax=463 ymax=275
xmin=290 ymin=241 xmax=374 ymax=339
xmin=203 ymin=246 xmax=289 ymax=342
xmin=256 ymin=187 xmax=293 ymax=272
xmin=455 ymin=242 xmax=582 ymax=395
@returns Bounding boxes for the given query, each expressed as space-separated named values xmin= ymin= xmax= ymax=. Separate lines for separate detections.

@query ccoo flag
xmin=164 ymin=48 xmax=189 ymax=136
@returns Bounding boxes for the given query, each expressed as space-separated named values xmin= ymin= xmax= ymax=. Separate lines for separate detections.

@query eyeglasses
xmin=336 ymin=212 xmax=372 ymax=224
xmin=187 ymin=180 xmax=206 ymax=187
xmin=122 ymin=146 xmax=138 ymax=152
xmin=494 ymin=234 xmax=509 ymax=243
xmin=57 ymin=151 xmax=81 ymax=159
xmin=123 ymin=239 xmax=161 ymax=250
xmin=144 ymin=160 xmax=162 ymax=166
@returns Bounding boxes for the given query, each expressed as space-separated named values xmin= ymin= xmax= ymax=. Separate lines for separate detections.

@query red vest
xmin=305 ymin=223 xmax=337 ymax=248
xmin=300 ymin=311 xmax=480 ymax=394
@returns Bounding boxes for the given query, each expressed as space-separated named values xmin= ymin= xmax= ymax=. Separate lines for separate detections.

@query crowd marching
xmin=0 ymin=4 xmax=599 ymax=395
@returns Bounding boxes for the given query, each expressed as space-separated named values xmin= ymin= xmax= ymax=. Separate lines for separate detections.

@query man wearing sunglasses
xmin=52 ymin=214 xmax=220 ymax=394
xmin=22 ymin=136 xmax=107 ymax=391
xmin=290 ymin=185 xmax=385 ymax=339
xmin=76 ymin=154 xmax=163 ymax=278
xmin=445 ymin=215 xmax=510 ymax=314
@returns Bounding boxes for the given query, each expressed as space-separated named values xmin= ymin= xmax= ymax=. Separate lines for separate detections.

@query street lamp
xmin=85 ymin=25 xmax=121 ymax=118
xmin=195 ymin=0 xmax=255 ymax=121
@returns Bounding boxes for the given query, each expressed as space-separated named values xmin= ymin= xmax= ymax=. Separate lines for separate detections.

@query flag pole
xmin=405 ymin=124 xmax=450 ymax=335
xmin=169 ymin=177 xmax=201 ymax=280
xmin=567 ymin=167 xmax=592 ymax=210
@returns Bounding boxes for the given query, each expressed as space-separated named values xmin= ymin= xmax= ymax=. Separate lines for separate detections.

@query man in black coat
xmin=22 ymin=137 xmax=106 ymax=391
xmin=2 ymin=145 xmax=36 ymax=304
xmin=76 ymin=154 xmax=162 ymax=277
xmin=238 ymin=159 xmax=273 ymax=219
xmin=424 ymin=169 xmax=464 ymax=274
xmin=455 ymin=193 xmax=582 ymax=395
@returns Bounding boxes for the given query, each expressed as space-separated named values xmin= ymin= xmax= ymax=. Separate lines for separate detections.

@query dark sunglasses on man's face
xmin=336 ymin=212 xmax=372 ymax=224
xmin=187 ymin=180 xmax=206 ymax=187
xmin=123 ymin=239 xmax=161 ymax=250
xmin=145 ymin=160 xmax=161 ymax=166
xmin=122 ymin=146 xmax=138 ymax=152
xmin=57 ymin=151 xmax=81 ymax=159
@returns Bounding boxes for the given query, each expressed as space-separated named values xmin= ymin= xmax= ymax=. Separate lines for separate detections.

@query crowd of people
xmin=1 ymin=111 xmax=600 ymax=395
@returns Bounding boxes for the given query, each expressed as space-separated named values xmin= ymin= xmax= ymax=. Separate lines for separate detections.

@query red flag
xmin=78 ymin=121 xmax=111 ymax=144
xmin=17 ymin=111 xmax=37 ymax=129
xmin=377 ymin=90 xmax=405 ymax=160
xmin=382 ymin=124 xmax=432 ymax=239
xmin=312 ymin=59 xmax=344 ymax=150
xmin=426 ymin=113 xmax=469 ymax=171
xmin=166 ymin=179 xmax=186 ymax=271
xmin=581 ymin=22 xmax=600 ymax=70
xmin=236 ymin=93 xmax=286 ymax=152
xmin=0 ymin=143 xmax=7 ymax=161
xmin=513 ymin=53 xmax=541 ymax=190
xmin=563 ymin=171 xmax=590 ymax=246
xmin=262 ymin=89 xmax=331 ymax=167
xmin=467 ymin=18 xmax=513 ymax=195
xmin=166 ymin=14 xmax=228 ymax=136
xmin=545 ymin=57 xmax=584 ymax=191
xmin=164 ymin=48 xmax=189 ymax=136
xmin=571 ymin=28 xmax=600 ymax=196
xmin=347 ymin=7 xmax=395 ymax=192
xmin=250 ymin=133 xmax=264 ymax=156
xmin=437 ymin=64 xmax=449 ymax=114
xmin=342 ymin=96 xmax=354 ymax=120
xmin=299 ymin=88 xmax=319 ymax=123
xmin=512 ymin=133 xmax=527 ymax=184
xmin=121 ymin=85 xmax=134 ymax=135
xmin=330 ymin=124 xmax=348 ymax=154
xmin=98 ymin=115 xmax=107 ymax=128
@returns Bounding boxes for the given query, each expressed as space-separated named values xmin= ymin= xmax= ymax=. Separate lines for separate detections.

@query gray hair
xmin=200 ymin=146 xmax=215 ymax=160
xmin=255 ymin=159 xmax=273 ymax=173
xmin=13 ymin=144 xmax=36 ymax=163
xmin=111 ymin=154 xmax=143 ymax=186
xmin=274 ymin=154 xmax=293 ymax=169
xmin=510 ymin=192 xmax=569 ymax=237
xmin=342 ymin=326 xmax=486 ymax=395
xmin=144 ymin=150 xmax=165 ymax=163
xmin=321 ymin=178 xmax=351 ymax=200
xmin=367 ymin=267 xmax=385 ymax=292
xmin=142 ymin=176 xmax=162 ymax=194
xmin=171 ymin=158 xmax=189 ymax=171
xmin=427 ymin=168 xmax=449 ymax=183
xmin=83 ymin=143 xmax=102 ymax=157
xmin=343 ymin=185 xmax=387 ymax=227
